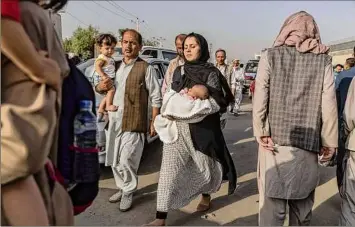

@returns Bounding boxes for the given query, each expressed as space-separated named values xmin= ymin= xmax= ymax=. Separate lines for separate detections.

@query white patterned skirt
xmin=156 ymin=122 xmax=223 ymax=212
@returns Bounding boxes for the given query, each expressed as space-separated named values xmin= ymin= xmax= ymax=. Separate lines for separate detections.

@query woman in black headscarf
xmin=146 ymin=33 xmax=237 ymax=226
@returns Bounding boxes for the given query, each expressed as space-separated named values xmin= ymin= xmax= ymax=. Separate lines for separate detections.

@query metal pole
xmin=209 ymin=43 xmax=213 ymax=63
xmin=136 ymin=18 xmax=139 ymax=31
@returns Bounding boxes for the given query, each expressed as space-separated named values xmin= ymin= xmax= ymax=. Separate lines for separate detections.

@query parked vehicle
xmin=77 ymin=56 xmax=227 ymax=164
xmin=111 ymin=46 xmax=177 ymax=61
xmin=243 ymin=60 xmax=259 ymax=95
xmin=112 ymin=47 xmax=122 ymax=56
xmin=140 ymin=46 xmax=177 ymax=61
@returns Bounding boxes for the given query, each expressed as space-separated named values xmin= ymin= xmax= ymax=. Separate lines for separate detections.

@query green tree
xmin=143 ymin=39 xmax=159 ymax=47
xmin=118 ymin=28 xmax=127 ymax=41
xmin=70 ymin=25 xmax=99 ymax=59
xmin=63 ymin=38 xmax=73 ymax=53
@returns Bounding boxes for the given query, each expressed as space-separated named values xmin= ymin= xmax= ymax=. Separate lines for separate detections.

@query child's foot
xmin=106 ymin=105 xmax=118 ymax=112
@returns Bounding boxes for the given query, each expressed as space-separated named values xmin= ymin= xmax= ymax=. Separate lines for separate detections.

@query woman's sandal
xmin=196 ymin=195 xmax=211 ymax=212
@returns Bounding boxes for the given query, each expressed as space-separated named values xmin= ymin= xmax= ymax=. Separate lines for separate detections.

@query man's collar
xmin=122 ymin=56 xmax=139 ymax=66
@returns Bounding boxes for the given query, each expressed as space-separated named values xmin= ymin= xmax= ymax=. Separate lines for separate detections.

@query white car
xmin=112 ymin=46 xmax=177 ymax=62
xmin=140 ymin=46 xmax=177 ymax=61
xmin=77 ymin=56 xmax=227 ymax=163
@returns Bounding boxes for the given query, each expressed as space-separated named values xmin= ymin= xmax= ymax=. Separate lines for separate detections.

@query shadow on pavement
xmin=99 ymin=165 xmax=113 ymax=180
xmin=139 ymin=140 xmax=163 ymax=175
xmin=135 ymin=183 xmax=158 ymax=198
xmin=226 ymin=213 xmax=258 ymax=226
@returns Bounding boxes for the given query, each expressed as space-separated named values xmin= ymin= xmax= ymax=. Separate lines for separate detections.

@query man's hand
xmin=319 ymin=147 xmax=337 ymax=162
xmin=96 ymin=77 xmax=114 ymax=93
xmin=150 ymin=107 xmax=160 ymax=137
xmin=28 ymin=51 xmax=61 ymax=92
xmin=149 ymin=122 xmax=157 ymax=137
xmin=256 ymin=136 xmax=275 ymax=152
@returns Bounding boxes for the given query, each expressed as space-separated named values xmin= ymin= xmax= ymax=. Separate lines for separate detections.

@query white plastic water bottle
xmin=73 ymin=100 xmax=99 ymax=183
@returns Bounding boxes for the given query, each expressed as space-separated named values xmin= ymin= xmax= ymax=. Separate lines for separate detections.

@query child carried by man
xmin=94 ymin=34 xmax=118 ymax=121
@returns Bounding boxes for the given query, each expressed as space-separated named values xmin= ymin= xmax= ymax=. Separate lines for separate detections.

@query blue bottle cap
xmin=80 ymin=100 xmax=92 ymax=109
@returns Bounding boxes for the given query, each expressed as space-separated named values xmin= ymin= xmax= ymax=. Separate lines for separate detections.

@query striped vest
xmin=117 ymin=58 xmax=149 ymax=133
xmin=268 ymin=46 xmax=332 ymax=152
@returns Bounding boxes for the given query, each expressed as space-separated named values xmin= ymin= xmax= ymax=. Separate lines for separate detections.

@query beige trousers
xmin=110 ymin=131 xmax=145 ymax=194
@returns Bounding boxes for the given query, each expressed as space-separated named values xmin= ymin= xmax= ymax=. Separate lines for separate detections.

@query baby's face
xmin=187 ymin=85 xmax=209 ymax=100
xmin=100 ymin=43 xmax=116 ymax=57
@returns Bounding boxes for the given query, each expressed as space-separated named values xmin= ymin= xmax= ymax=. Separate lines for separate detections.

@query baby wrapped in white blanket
xmin=154 ymin=84 xmax=220 ymax=143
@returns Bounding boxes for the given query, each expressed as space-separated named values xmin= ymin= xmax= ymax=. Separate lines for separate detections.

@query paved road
xmin=76 ymin=97 xmax=342 ymax=226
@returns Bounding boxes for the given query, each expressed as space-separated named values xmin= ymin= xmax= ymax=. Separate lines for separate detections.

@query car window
xmin=142 ymin=49 xmax=158 ymax=58
xmin=150 ymin=50 xmax=158 ymax=58
xmin=245 ymin=62 xmax=258 ymax=73
xmin=141 ymin=50 xmax=151 ymax=56
xmin=162 ymin=51 xmax=177 ymax=61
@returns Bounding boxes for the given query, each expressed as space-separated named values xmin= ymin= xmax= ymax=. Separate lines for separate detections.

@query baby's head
xmin=188 ymin=84 xmax=209 ymax=100
xmin=96 ymin=34 xmax=117 ymax=57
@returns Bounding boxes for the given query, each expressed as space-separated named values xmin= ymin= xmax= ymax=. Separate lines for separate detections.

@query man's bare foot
xmin=196 ymin=194 xmax=211 ymax=212
xmin=144 ymin=219 xmax=165 ymax=226
xmin=106 ymin=105 xmax=118 ymax=112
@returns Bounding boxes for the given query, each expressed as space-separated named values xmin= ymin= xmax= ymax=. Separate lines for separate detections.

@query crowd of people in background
xmin=1 ymin=0 xmax=355 ymax=226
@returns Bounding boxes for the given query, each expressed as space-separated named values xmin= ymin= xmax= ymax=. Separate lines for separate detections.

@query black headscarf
xmin=170 ymin=33 xmax=237 ymax=195
xmin=171 ymin=33 xmax=234 ymax=113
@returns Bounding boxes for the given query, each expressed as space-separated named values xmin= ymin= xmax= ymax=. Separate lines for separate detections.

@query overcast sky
xmin=62 ymin=1 xmax=355 ymax=62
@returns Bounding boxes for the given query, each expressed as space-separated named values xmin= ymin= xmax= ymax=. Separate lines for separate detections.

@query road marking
xmin=313 ymin=177 xmax=338 ymax=210
xmin=233 ymin=137 xmax=255 ymax=145
xmin=141 ymin=190 xmax=157 ymax=196
xmin=244 ymin=127 xmax=252 ymax=132
xmin=238 ymin=172 xmax=257 ymax=183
